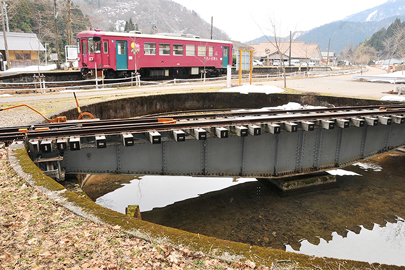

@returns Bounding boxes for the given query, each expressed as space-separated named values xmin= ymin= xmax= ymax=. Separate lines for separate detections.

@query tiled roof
xmin=249 ymin=41 xmax=321 ymax=59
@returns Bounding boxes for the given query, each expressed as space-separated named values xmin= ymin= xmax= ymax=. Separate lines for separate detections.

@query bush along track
xmin=0 ymin=143 xmax=401 ymax=269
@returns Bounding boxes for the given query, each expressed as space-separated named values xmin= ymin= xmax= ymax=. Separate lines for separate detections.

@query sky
xmin=172 ymin=0 xmax=389 ymax=42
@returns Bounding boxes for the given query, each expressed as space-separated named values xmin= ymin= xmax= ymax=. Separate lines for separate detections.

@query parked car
xmin=253 ymin=59 xmax=263 ymax=66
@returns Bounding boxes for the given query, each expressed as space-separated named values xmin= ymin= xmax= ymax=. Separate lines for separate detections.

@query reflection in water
xmin=90 ymin=152 xmax=405 ymax=266
xmin=95 ymin=176 xmax=256 ymax=212
xmin=286 ymin=217 xmax=405 ymax=266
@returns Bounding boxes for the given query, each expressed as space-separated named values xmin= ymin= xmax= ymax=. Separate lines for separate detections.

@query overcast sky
xmin=172 ymin=0 xmax=389 ymax=42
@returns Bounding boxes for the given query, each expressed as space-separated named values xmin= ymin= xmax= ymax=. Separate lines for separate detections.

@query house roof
xmin=321 ymin=51 xmax=336 ymax=57
xmin=0 ymin=32 xmax=45 ymax=51
xmin=249 ymin=41 xmax=321 ymax=60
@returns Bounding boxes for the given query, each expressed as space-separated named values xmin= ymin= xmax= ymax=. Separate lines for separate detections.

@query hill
xmin=344 ymin=0 xmax=405 ymax=22
xmin=297 ymin=16 xmax=405 ymax=52
xmin=247 ymin=0 xmax=405 ymax=53
xmin=71 ymin=0 xmax=230 ymax=40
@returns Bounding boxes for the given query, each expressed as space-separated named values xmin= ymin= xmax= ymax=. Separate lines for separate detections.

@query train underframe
xmin=81 ymin=66 xmax=226 ymax=80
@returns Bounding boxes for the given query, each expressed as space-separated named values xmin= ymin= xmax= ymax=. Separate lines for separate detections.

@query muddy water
xmin=83 ymin=151 xmax=405 ymax=266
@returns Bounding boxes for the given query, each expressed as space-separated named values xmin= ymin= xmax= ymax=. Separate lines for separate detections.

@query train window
xmin=198 ymin=45 xmax=206 ymax=56
xmin=82 ymin=41 xmax=87 ymax=54
xmin=186 ymin=45 xmax=195 ymax=56
xmin=88 ymin=37 xmax=95 ymax=54
xmin=159 ymin=43 xmax=170 ymax=55
xmin=103 ymin=42 xmax=108 ymax=54
xmin=77 ymin=39 xmax=80 ymax=54
xmin=95 ymin=41 xmax=101 ymax=53
xmin=117 ymin=41 xmax=126 ymax=55
xmin=173 ymin=44 xmax=183 ymax=56
xmin=144 ymin=43 xmax=156 ymax=55
xmin=209 ymin=46 xmax=214 ymax=56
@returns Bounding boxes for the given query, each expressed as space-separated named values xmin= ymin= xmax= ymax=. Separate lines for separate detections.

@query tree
xmin=393 ymin=26 xmax=405 ymax=64
xmin=382 ymin=36 xmax=395 ymax=72
xmin=355 ymin=45 xmax=377 ymax=66
xmin=124 ymin=18 xmax=135 ymax=32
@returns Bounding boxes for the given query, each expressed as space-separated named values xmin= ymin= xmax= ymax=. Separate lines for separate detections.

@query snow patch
xmin=1 ymin=64 xmax=58 ymax=74
xmin=327 ymin=169 xmax=361 ymax=176
xmin=381 ymin=95 xmax=405 ymax=102
xmin=353 ymin=162 xmax=382 ymax=172
xmin=219 ymin=85 xmax=284 ymax=95
xmin=366 ymin=10 xmax=378 ymax=21
xmin=0 ymin=94 xmax=12 ymax=97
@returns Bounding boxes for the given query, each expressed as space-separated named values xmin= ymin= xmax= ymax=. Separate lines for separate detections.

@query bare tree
xmin=355 ymin=45 xmax=377 ymax=66
xmin=269 ymin=20 xmax=288 ymax=88
xmin=393 ymin=26 xmax=405 ymax=74
xmin=253 ymin=16 xmax=294 ymax=89
xmin=383 ymin=36 xmax=395 ymax=73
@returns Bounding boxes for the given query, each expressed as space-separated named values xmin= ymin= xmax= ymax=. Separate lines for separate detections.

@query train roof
xmin=77 ymin=30 xmax=233 ymax=45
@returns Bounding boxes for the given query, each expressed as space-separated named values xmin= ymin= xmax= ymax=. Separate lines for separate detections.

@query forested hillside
xmin=71 ymin=0 xmax=230 ymax=40
xmin=339 ymin=18 xmax=405 ymax=66
xmin=4 ymin=0 xmax=91 ymax=55
xmin=363 ymin=18 xmax=405 ymax=52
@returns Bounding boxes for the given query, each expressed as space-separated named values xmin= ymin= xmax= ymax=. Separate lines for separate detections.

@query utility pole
xmin=1 ymin=0 xmax=9 ymax=69
xmin=211 ymin=16 xmax=213 ymax=39
xmin=326 ymin=38 xmax=331 ymax=68
xmin=289 ymin=31 xmax=292 ymax=66
xmin=3 ymin=1 xmax=8 ymax=32
xmin=54 ymin=0 xmax=60 ymax=69
xmin=66 ymin=0 xmax=72 ymax=46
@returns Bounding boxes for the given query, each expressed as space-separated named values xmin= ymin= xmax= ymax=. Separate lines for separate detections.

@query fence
xmin=0 ymin=67 xmax=366 ymax=93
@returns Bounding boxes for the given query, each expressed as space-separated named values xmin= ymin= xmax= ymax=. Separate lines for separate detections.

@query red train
xmin=76 ymin=30 xmax=233 ymax=79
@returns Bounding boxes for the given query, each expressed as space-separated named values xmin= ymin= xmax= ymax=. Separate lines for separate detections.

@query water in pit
xmin=83 ymin=151 xmax=405 ymax=266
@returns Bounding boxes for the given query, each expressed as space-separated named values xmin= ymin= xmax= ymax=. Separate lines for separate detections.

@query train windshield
xmin=88 ymin=37 xmax=101 ymax=54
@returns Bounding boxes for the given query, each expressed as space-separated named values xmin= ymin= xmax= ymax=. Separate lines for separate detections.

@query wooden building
xmin=0 ymin=32 xmax=45 ymax=68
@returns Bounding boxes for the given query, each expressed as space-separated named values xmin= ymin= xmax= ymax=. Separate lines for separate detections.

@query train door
xmin=102 ymin=39 xmax=110 ymax=67
xmin=116 ymin=40 xmax=128 ymax=70
xmin=222 ymin=46 xmax=229 ymax=68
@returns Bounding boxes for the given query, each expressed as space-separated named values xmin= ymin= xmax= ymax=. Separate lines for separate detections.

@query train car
xmin=76 ymin=29 xmax=233 ymax=79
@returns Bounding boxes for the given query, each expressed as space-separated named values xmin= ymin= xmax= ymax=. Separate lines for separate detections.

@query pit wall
xmin=55 ymin=92 xmax=399 ymax=121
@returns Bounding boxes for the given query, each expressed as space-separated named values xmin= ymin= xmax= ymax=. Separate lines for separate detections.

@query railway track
xmin=1 ymin=105 xmax=405 ymax=142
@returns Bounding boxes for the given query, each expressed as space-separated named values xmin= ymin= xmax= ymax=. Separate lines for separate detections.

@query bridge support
xmin=257 ymin=172 xmax=337 ymax=197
